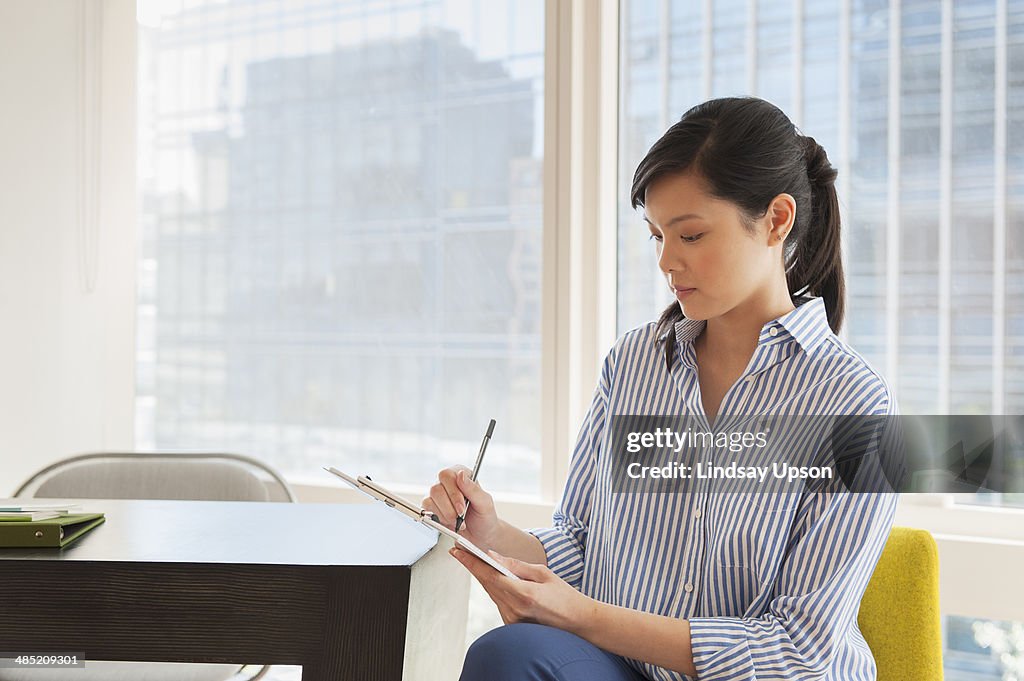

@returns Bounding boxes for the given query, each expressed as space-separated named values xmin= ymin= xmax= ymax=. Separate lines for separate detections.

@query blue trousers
xmin=459 ymin=623 xmax=648 ymax=681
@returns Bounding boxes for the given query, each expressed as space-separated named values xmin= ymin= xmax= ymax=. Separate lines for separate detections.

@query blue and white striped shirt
xmin=528 ymin=296 xmax=899 ymax=681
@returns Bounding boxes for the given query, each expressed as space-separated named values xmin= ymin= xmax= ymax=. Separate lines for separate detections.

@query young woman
xmin=423 ymin=97 xmax=899 ymax=681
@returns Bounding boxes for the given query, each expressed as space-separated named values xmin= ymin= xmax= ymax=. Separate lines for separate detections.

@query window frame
xmin=540 ymin=0 xmax=620 ymax=503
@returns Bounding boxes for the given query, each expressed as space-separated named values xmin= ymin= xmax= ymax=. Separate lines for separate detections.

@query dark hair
xmin=630 ymin=97 xmax=843 ymax=369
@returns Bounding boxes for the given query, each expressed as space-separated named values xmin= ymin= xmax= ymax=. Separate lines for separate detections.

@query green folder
xmin=0 ymin=513 xmax=105 ymax=548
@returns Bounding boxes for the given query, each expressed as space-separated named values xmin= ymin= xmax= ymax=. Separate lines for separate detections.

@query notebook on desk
xmin=324 ymin=467 xmax=518 ymax=580
xmin=0 ymin=513 xmax=105 ymax=548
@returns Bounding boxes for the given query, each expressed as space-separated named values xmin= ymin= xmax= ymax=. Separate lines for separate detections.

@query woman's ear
xmin=766 ymin=193 xmax=796 ymax=243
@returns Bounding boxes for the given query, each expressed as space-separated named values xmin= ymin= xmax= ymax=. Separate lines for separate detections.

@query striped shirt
xmin=528 ymin=296 xmax=899 ymax=681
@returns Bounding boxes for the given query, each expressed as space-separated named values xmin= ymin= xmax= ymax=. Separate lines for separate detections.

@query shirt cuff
xmin=688 ymin=617 xmax=755 ymax=681
xmin=525 ymin=526 xmax=585 ymax=589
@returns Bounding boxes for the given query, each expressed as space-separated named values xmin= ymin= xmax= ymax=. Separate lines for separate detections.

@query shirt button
xmin=769 ymin=327 xmax=779 ymax=337
xmin=745 ymin=375 xmax=756 ymax=382
xmin=693 ymin=509 xmax=702 ymax=519
xmin=684 ymin=583 xmax=695 ymax=593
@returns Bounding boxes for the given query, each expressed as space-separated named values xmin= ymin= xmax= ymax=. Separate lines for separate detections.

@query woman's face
xmin=643 ymin=172 xmax=789 ymax=321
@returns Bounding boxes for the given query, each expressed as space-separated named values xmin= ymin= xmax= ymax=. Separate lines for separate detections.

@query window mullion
xmin=541 ymin=0 xmax=618 ymax=504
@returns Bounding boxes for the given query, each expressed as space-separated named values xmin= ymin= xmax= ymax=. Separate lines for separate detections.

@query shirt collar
xmin=771 ymin=296 xmax=832 ymax=354
xmin=657 ymin=296 xmax=832 ymax=356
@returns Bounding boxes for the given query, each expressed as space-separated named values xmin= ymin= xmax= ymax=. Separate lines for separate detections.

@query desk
xmin=0 ymin=499 xmax=470 ymax=681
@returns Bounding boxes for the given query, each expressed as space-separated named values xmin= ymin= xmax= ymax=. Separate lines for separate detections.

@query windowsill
xmin=926 ymin=533 xmax=1024 ymax=621
xmin=896 ymin=493 xmax=1024 ymax=543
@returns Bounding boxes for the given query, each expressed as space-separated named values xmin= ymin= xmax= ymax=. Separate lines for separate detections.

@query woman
xmin=423 ymin=97 xmax=899 ymax=681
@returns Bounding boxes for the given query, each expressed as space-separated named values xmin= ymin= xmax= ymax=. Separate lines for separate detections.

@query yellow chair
xmin=859 ymin=526 xmax=944 ymax=681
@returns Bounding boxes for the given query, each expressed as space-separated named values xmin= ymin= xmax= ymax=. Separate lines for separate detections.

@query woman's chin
xmin=676 ymin=299 xmax=705 ymax=319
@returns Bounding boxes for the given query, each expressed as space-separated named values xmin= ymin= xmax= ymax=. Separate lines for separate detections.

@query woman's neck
xmin=695 ymin=292 xmax=796 ymax=367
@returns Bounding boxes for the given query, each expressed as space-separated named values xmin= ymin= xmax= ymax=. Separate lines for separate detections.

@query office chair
xmin=6 ymin=452 xmax=297 ymax=681
xmin=859 ymin=526 xmax=944 ymax=681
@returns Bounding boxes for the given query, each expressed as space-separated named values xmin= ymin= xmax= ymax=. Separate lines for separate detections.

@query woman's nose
xmin=658 ymin=240 xmax=683 ymax=274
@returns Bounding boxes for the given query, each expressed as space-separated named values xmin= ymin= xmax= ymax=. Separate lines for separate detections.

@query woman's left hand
xmin=449 ymin=546 xmax=594 ymax=631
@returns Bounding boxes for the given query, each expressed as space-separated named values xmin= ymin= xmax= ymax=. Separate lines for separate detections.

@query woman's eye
xmin=648 ymin=233 xmax=663 ymax=243
xmin=681 ymin=233 xmax=703 ymax=243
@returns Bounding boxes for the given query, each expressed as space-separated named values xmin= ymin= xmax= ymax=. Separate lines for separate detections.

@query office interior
xmin=0 ymin=1 xmax=1022 ymax=680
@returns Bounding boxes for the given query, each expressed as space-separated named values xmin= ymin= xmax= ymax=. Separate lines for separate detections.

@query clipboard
xmin=324 ymin=467 xmax=519 ymax=580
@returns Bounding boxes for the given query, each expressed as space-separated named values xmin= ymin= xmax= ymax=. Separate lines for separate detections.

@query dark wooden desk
xmin=0 ymin=499 xmax=469 ymax=681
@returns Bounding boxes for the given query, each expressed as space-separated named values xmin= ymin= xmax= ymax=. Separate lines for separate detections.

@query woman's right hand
xmin=422 ymin=465 xmax=501 ymax=550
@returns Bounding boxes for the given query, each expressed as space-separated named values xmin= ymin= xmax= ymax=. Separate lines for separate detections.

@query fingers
xmin=438 ymin=466 xmax=473 ymax=516
xmin=450 ymin=546 xmax=506 ymax=585
xmin=454 ymin=469 xmax=493 ymax=510
xmin=426 ymin=482 xmax=459 ymax=527
xmin=487 ymin=549 xmax=550 ymax=582
xmin=450 ymin=546 xmax=548 ymax=585
xmin=454 ymin=470 xmax=474 ymax=501
xmin=451 ymin=548 xmax=536 ymax=627
xmin=420 ymin=496 xmax=440 ymax=519
xmin=424 ymin=465 xmax=490 ymax=531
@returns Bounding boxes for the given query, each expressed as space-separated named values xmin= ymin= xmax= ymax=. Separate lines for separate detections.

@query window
xmin=945 ymin=615 xmax=1024 ymax=680
xmin=136 ymin=0 xmax=546 ymax=495
xmin=617 ymin=0 xmax=1024 ymax=422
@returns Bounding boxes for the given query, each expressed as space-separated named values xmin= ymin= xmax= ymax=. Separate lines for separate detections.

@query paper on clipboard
xmin=324 ymin=467 xmax=519 ymax=580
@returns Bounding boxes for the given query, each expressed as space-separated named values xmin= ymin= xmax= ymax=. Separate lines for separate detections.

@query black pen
xmin=455 ymin=419 xmax=495 ymax=533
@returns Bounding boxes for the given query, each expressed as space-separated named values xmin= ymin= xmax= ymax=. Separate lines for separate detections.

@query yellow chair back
xmin=859 ymin=526 xmax=944 ymax=681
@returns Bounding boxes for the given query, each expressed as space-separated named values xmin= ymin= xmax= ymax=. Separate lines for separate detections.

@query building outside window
xmin=136 ymin=0 xmax=546 ymax=496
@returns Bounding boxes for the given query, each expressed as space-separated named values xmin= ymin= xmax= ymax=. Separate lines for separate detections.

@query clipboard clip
xmin=324 ymin=467 xmax=437 ymax=523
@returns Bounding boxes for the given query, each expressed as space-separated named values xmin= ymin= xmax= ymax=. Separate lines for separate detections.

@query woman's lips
xmin=674 ymin=287 xmax=696 ymax=300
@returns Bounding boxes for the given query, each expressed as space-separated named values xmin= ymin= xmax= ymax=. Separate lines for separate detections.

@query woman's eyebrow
xmin=642 ymin=213 xmax=704 ymax=227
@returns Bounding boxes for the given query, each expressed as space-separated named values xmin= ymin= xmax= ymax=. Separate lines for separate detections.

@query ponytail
xmin=789 ymin=136 xmax=845 ymax=335
xmin=655 ymin=301 xmax=685 ymax=372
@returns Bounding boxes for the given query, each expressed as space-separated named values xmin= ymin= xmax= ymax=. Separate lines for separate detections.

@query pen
xmin=455 ymin=418 xmax=495 ymax=533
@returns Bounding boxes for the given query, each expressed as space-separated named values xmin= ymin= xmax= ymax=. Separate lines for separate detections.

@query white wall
xmin=0 ymin=0 xmax=137 ymax=494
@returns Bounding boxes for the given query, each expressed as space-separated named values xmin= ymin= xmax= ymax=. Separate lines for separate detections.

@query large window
xmin=617 ymin=0 xmax=1024 ymax=419
xmin=136 ymin=0 xmax=546 ymax=495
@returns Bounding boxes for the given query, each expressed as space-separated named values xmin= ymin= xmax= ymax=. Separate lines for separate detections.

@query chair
xmin=5 ymin=452 xmax=297 ymax=681
xmin=14 ymin=452 xmax=296 ymax=502
xmin=858 ymin=526 xmax=944 ymax=681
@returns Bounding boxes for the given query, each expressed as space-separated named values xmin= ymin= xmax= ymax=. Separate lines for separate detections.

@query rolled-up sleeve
xmin=526 ymin=349 xmax=615 ymax=590
xmin=689 ymin=394 xmax=902 ymax=680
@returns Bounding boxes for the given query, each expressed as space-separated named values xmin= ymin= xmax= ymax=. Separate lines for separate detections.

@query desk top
xmin=0 ymin=499 xmax=439 ymax=566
